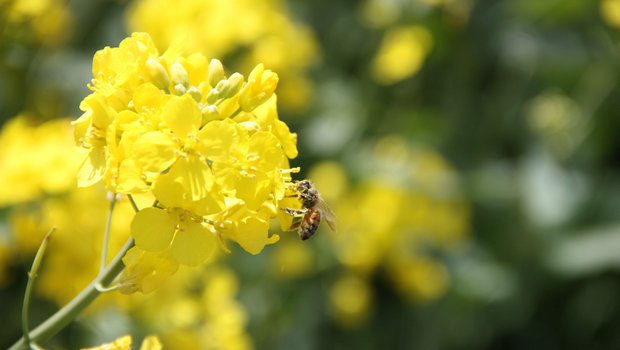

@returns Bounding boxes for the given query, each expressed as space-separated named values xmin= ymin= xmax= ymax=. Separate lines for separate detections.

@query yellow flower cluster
xmin=75 ymin=32 xmax=299 ymax=290
xmin=0 ymin=116 xmax=80 ymax=207
xmin=126 ymin=0 xmax=318 ymax=111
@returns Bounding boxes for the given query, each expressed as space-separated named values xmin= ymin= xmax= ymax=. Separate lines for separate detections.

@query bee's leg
xmin=288 ymin=220 xmax=302 ymax=230
xmin=281 ymin=208 xmax=309 ymax=216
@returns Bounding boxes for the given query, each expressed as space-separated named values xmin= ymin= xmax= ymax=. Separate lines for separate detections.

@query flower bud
xmin=173 ymin=83 xmax=187 ymax=95
xmin=206 ymin=87 xmax=220 ymax=105
xmin=201 ymin=104 xmax=219 ymax=121
xmin=220 ymin=73 xmax=244 ymax=98
xmin=187 ymin=86 xmax=202 ymax=102
xmin=208 ymin=58 xmax=225 ymax=87
xmin=145 ymin=58 xmax=170 ymax=90
xmin=239 ymin=64 xmax=279 ymax=111
xmin=170 ymin=62 xmax=190 ymax=88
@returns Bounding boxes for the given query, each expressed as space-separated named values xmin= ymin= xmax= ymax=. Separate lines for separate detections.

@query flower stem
xmin=22 ymin=228 xmax=55 ymax=349
xmin=9 ymin=237 xmax=135 ymax=350
xmin=100 ymin=193 xmax=117 ymax=275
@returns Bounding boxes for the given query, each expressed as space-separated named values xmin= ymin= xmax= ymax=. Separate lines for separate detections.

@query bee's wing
xmin=316 ymin=197 xmax=337 ymax=231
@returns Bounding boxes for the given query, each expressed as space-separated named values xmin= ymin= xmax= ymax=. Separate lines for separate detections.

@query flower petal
xmin=132 ymin=131 xmax=177 ymax=173
xmin=162 ymin=94 xmax=201 ymax=137
xmin=170 ymin=221 xmax=216 ymax=266
xmin=131 ymin=207 xmax=176 ymax=252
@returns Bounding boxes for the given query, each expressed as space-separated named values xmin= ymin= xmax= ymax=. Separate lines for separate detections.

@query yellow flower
xmin=207 ymin=198 xmax=279 ymax=255
xmin=82 ymin=335 xmax=162 ymax=350
xmin=119 ymin=246 xmax=179 ymax=294
xmin=371 ymin=26 xmax=433 ymax=85
xmin=131 ymin=207 xmax=218 ymax=266
xmin=239 ymin=63 xmax=279 ymax=111
xmin=602 ymin=0 xmax=620 ymax=27
xmin=329 ymin=274 xmax=373 ymax=328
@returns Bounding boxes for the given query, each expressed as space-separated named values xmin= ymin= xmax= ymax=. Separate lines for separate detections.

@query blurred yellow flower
xmin=601 ymin=0 xmax=620 ymax=27
xmin=270 ymin=235 xmax=314 ymax=279
xmin=371 ymin=26 xmax=433 ymax=85
xmin=126 ymin=0 xmax=319 ymax=112
xmin=0 ymin=114 xmax=135 ymax=305
xmin=307 ymin=135 xmax=469 ymax=325
xmin=82 ymin=335 xmax=162 ymax=350
xmin=0 ymin=116 xmax=80 ymax=207
xmin=2 ymin=0 xmax=72 ymax=46
xmin=329 ymin=273 xmax=373 ymax=328
xmin=124 ymin=265 xmax=254 ymax=350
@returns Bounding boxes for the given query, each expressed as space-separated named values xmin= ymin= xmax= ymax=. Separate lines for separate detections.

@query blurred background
xmin=2 ymin=0 xmax=620 ymax=348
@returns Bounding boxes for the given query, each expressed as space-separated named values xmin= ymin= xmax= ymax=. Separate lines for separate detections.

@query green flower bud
xmin=187 ymin=86 xmax=202 ymax=102
xmin=173 ymin=83 xmax=187 ymax=95
xmin=170 ymin=62 xmax=190 ymax=88
xmin=206 ymin=88 xmax=220 ymax=104
xmin=220 ymin=73 xmax=244 ymax=98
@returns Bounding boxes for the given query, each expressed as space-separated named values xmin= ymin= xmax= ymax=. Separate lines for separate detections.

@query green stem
xmin=9 ymin=237 xmax=135 ymax=350
xmin=100 ymin=194 xmax=117 ymax=275
xmin=22 ymin=228 xmax=55 ymax=349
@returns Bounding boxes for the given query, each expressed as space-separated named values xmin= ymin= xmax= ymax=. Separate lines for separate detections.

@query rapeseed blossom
xmin=75 ymin=32 xmax=299 ymax=291
xmin=126 ymin=0 xmax=318 ymax=111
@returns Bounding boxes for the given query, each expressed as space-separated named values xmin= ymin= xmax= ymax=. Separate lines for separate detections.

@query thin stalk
xmin=100 ymin=194 xmax=117 ymax=275
xmin=22 ymin=228 xmax=55 ymax=349
xmin=127 ymin=194 xmax=140 ymax=213
xmin=9 ymin=238 xmax=135 ymax=350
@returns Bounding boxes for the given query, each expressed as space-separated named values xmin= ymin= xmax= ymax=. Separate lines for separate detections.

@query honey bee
xmin=282 ymin=180 xmax=336 ymax=240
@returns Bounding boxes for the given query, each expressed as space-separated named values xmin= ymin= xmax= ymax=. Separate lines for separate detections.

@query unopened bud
xmin=173 ymin=83 xmax=187 ymax=95
xmin=220 ymin=73 xmax=244 ymax=98
xmin=206 ymin=88 xmax=220 ymax=104
xmin=201 ymin=104 xmax=219 ymax=120
xmin=187 ymin=86 xmax=202 ymax=102
xmin=169 ymin=62 xmax=190 ymax=88
xmin=145 ymin=58 xmax=170 ymax=90
xmin=208 ymin=59 xmax=225 ymax=87
xmin=239 ymin=121 xmax=260 ymax=132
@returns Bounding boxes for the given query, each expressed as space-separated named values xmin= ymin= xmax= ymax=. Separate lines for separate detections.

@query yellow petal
xmin=140 ymin=336 xmax=163 ymax=350
xmin=133 ymin=83 xmax=164 ymax=113
xmin=173 ymin=156 xmax=214 ymax=201
xmin=77 ymin=147 xmax=106 ymax=187
xmin=227 ymin=215 xmax=277 ymax=255
xmin=162 ymin=94 xmax=201 ymax=137
xmin=197 ymin=120 xmax=238 ymax=162
xmin=82 ymin=335 xmax=132 ymax=350
xmin=115 ymin=158 xmax=148 ymax=194
xmin=171 ymin=221 xmax=216 ymax=266
xmin=153 ymin=156 xmax=215 ymax=206
xmin=131 ymin=207 xmax=176 ymax=252
xmin=132 ymin=131 xmax=177 ymax=173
